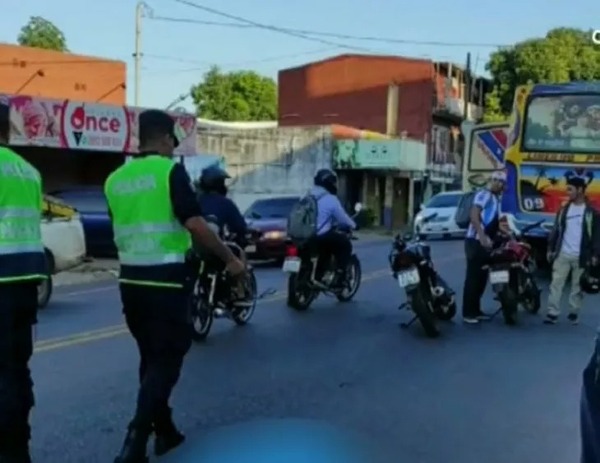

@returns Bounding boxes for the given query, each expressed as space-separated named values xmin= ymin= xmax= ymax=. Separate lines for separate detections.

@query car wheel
xmin=38 ymin=249 xmax=55 ymax=309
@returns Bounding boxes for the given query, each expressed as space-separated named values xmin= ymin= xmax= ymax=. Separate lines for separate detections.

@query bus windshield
xmin=523 ymin=94 xmax=600 ymax=153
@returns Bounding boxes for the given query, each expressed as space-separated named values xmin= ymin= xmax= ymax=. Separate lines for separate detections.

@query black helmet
xmin=314 ymin=168 xmax=338 ymax=194
xmin=580 ymin=263 xmax=600 ymax=294
xmin=199 ymin=165 xmax=230 ymax=195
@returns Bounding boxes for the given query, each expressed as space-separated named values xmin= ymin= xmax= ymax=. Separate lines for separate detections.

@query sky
xmin=1 ymin=0 xmax=598 ymax=113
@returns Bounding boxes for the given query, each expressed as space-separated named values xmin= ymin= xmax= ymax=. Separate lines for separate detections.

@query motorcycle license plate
xmin=489 ymin=270 xmax=509 ymax=284
xmin=282 ymin=257 xmax=301 ymax=273
xmin=397 ymin=268 xmax=420 ymax=287
xmin=245 ymin=244 xmax=256 ymax=253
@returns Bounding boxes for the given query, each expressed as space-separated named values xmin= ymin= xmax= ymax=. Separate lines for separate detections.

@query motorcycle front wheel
xmin=190 ymin=293 xmax=214 ymax=342
xmin=336 ymin=254 xmax=362 ymax=302
xmin=233 ymin=269 xmax=258 ymax=325
xmin=410 ymin=287 xmax=440 ymax=338
xmin=521 ymin=277 xmax=541 ymax=314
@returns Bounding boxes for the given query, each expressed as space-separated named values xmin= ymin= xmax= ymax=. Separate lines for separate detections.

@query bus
xmin=502 ymin=82 xmax=600 ymax=262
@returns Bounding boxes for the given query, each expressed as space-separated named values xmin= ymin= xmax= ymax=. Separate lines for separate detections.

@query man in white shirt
xmin=545 ymin=174 xmax=600 ymax=325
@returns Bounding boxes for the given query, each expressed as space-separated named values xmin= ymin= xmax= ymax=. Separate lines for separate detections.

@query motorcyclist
xmin=311 ymin=168 xmax=357 ymax=286
xmin=196 ymin=165 xmax=248 ymax=248
xmin=196 ymin=165 xmax=250 ymax=305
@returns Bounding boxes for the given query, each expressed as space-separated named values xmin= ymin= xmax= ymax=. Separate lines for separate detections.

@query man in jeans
xmin=545 ymin=174 xmax=600 ymax=325
xmin=462 ymin=171 xmax=507 ymax=324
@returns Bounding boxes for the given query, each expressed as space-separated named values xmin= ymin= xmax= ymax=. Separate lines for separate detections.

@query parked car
xmin=39 ymin=195 xmax=87 ymax=307
xmin=413 ymin=191 xmax=465 ymax=240
xmin=244 ymin=196 xmax=300 ymax=262
xmin=49 ymin=187 xmax=115 ymax=257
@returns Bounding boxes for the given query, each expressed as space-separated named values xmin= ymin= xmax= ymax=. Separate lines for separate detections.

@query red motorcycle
xmin=485 ymin=220 xmax=544 ymax=325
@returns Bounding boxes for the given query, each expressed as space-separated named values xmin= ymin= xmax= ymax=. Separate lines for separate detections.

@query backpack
xmin=287 ymin=191 xmax=326 ymax=243
xmin=454 ymin=190 xmax=492 ymax=229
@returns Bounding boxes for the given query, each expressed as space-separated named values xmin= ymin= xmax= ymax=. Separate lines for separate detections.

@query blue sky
xmin=1 ymin=0 xmax=598 ymax=113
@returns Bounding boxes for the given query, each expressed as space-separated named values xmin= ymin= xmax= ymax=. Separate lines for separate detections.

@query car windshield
xmin=53 ymin=192 xmax=108 ymax=213
xmin=426 ymin=193 xmax=461 ymax=208
xmin=245 ymin=198 xmax=299 ymax=219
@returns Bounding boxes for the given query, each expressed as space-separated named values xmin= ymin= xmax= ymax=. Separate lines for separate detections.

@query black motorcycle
xmin=283 ymin=205 xmax=363 ymax=311
xmin=485 ymin=220 xmax=544 ymax=325
xmin=389 ymin=213 xmax=456 ymax=338
xmin=189 ymin=217 xmax=272 ymax=342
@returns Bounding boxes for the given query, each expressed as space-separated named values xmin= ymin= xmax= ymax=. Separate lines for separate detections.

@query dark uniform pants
xmin=462 ymin=239 xmax=490 ymax=318
xmin=0 ymin=283 xmax=37 ymax=453
xmin=120 ymin=284 xmax=192 ymax=431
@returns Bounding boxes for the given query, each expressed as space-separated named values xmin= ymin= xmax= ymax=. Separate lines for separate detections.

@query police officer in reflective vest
xmin=0 ymin=102 xmax=48 ymax=463
xmin=106 ymin=110 xmax=245 ymax=463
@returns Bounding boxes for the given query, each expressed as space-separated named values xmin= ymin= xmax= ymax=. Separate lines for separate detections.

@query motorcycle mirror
xmin=353 ymin=202 xmax=363 ymax=213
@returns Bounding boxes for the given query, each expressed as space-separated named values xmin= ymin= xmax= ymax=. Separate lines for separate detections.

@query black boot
xmin=114 ymin=424 xmax=150 ymax=463
xmin=0 ymin=451 xmax=31 ymax=463
xmin=154 ymin=408 xmax=185 ymax=456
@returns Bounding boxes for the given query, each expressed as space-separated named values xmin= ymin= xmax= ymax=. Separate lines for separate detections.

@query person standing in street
xmin=106 ymin=109 xmax=245 ymax=463
xmin=462 ymin=171 xmax=507 ymax=324
xmin=544 ymin=174 xmax=600 ymax=325
xmin=0 ymin=101 xmax=48 ymax=463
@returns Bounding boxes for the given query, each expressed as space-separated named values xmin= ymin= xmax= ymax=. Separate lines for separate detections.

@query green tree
xmin=484 ymin=28 xmax=600 ymax=121
xmin=191 ymin=66 xmax=277 ymax=121
xmin=17 ymin=16 xmax=68 ymax=52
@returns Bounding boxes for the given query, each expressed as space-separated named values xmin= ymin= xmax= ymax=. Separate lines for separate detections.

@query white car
xmin=38 ymin=196 xmax=87 ymax=307
xmin=413 ymin=191 xmax=465 ymax=239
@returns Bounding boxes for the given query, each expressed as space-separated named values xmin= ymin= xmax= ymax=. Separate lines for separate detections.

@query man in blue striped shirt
xmin=462 ymin=171 xmax=507 ymax=323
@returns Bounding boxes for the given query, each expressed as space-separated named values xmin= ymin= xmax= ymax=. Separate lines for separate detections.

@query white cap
xmin=491 ymin=170 xmax=507 ymax=182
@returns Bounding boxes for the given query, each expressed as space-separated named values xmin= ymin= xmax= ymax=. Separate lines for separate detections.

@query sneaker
xmin=463 ymin=317 xmax=480 ymax=324
xmin=476 ymin=312 xmax=491 ymax=321
xmin=543 ymin=314 xmax=558 ymax=325
xmin=568 ymin=313 xmax=579 ymax=325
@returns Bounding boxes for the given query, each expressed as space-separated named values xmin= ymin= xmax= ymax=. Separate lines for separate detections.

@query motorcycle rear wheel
xmin=287 ymin=271 xmax=317 ymax=311
xmin=411 ymin=288 xmax=440 ymax=338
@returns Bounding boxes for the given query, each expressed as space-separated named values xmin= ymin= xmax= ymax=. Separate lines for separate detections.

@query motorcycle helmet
xmin=314 ymin=168 xmax=338 ymax=195
xmin=580 ymin=263 xmax=600 ymax=294
xmin=199 ymin=165 xmax=231 ymax=196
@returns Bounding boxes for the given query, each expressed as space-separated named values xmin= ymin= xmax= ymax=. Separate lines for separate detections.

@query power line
xmin=143 ymin=48 xmax=338 ymax=75
xmin=150 ymin=13 xmax=506 ymax=48
xmin=168 ymin=0 xmax=376 ymax=52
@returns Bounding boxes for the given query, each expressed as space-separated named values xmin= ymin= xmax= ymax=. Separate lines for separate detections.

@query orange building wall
xmin=0 ymin=43 xmax=126 ymax=105
xmin=278 ymin=54 xmax=435 ymax=141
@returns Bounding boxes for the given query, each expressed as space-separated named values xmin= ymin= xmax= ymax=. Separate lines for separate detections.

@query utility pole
xmin=134 ymin=2 xmax=152 ymax=107
xmin=463 ymin=52 xmax=471 ymax=121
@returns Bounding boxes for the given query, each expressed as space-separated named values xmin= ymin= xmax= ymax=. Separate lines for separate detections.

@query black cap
xmin=139 ymin=109 xmax=179 ymax=147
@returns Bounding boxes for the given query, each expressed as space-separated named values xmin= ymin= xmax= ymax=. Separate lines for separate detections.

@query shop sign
xmin=332 ymin=139 xmax=426 ymax=171
xmin=3 ymin=94 xmax=197 ymax=155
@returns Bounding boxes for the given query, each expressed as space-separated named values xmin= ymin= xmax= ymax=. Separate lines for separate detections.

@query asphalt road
xmin=30 ymin=237 xmax=596 ymax=462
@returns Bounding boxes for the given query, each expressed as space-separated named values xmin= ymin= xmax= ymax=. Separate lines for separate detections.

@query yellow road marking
xmin=34 ymin=252 xmax=462 ymax=354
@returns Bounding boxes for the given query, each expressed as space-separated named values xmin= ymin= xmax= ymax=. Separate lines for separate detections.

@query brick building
xmin=0 ymin=43 xmax=126 ymax=104
xmin=278 ymin=54 xmax=490 ymax=198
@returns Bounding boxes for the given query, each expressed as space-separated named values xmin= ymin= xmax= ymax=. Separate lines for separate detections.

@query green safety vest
xmin=0 ymin=146 xmax=47 ymax=283
xmin=104 ymin=155 xmax=191 ymax=288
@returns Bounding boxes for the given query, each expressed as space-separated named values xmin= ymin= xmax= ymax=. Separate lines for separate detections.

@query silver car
xmin=413 ymin=191 xmax=465 ymax=240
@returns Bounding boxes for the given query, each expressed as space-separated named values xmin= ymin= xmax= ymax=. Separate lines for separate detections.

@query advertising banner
xmin=4 ymin=94 xmax=197 ymax=155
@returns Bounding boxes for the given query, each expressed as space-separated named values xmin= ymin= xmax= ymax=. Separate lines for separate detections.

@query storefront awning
xmin=1 ymin=93 xmax=198 ymax=155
